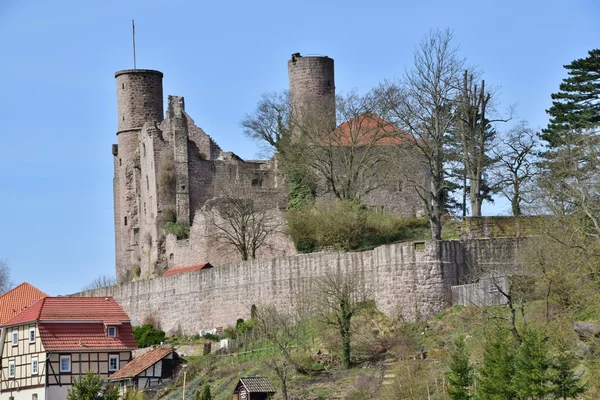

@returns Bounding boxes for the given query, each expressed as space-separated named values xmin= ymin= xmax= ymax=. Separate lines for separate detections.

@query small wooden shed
xmin=232 ymin=377 xmax=276 ymax=400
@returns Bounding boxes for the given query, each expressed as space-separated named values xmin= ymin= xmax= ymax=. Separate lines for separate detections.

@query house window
xmin=29 ymin=327 xmax=36 ymax=343
xmin=109 ymin=355 xmax=119 ymax=372
xmin=107 ymin=326 xmax=118 ymax=337
xmin=12 ymin=330 xmax=18 ymax=346
xmin=32 ymin=394 xmax=38 ymax=400
xmin=31 ymin=357 xmax=39 ymax=375
xmin=60 ymin=355 xmax=71 ymax=373
xmin=8 ymin=360 xmax=15 ymax=378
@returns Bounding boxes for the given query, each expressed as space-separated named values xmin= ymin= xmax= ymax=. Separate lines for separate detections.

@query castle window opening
xmin=119 ymin=158 xmax=122 ymax=166
xmin=251 ymin=178 xmax=262 ymax=188
xmin=414 ymin=242 xmax=425 ymax=251
xmin=143 ymin=143 xmax=146 ymax=157
xmin=124 ymin=216 xmax=128 ymax=226
xmin=146 ymin=175 xmax=149 ymax=191
xmin=122 ymin=83 xmax=125 ymax=89
xmin=181 ymin=185 xmax=186 ymax=190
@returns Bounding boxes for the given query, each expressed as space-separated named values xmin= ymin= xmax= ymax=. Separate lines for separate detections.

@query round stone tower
xmin=114 ymin=69 xmax=164 ymax=283
xmin=287 ymin=53 xmax=336 ymax=134
xmin=115 ymin=69 xmax=164 ymax=133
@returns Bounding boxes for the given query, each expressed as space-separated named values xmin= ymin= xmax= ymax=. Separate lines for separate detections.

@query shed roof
xmin=233 ymin=377 xmax=276 ymax=393
xmin=108 ymin=347 xmax=173 ymax=380
xmin=162 ymin=263 xmax=213 ymax=277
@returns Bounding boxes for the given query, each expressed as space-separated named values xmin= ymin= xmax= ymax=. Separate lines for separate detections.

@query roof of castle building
xmin=162 ymin=263 xmax=213 ymax=277
xmin=108 ymin=347 xmax=173 ymax=380
xmin=0 ymin=282 xmax=47 ymax=325
xmin=2 ymin=296 xmax=131 ymax=326
xmin=331 ymin=113 xmax=408 ymax=146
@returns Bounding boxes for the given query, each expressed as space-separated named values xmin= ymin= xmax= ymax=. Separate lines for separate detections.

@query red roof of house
xmin=331 ymin=113 xmax=407 ymax=146
xmin=0 ymin=283 xmax=47 ymax=325
xmin=108 ymin=347 xmax=173 ymax=380
xmin=3 ymin=297 xmax=131 ymax=326
xmin=162 ymin=263 xmax=213 ymax=277
xmin=38 ymin=322 xmax=137 ymax=351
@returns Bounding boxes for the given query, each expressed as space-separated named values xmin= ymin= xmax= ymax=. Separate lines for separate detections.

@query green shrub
xmin=163 ymin=221 xmax=190 ymax=239
xmin=202 ymin=333 xmax=220 ymax=342
xmin=286 ymin=200 xmax=429 ymax=252
xmin=161 ymin=205 xmax=178 ymax=224
xmin=132 ymin=324 xmax=166 ymax=348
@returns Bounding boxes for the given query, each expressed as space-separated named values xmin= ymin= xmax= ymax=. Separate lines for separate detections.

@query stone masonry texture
xmin=74 ymin=238 xmax=520 ymax=335
xmin=111 ymin=55 xmax=426 ymax=283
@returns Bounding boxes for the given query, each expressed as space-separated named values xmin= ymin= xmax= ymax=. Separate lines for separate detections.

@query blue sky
xmin=0 ymin=0 xmax=598 ymax=295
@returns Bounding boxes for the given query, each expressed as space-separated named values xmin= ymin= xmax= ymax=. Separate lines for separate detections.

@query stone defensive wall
xmin=74 ymin=238 xmax=521 ymax=335
xmin=461 ymin=216 xmax=546 ymax=240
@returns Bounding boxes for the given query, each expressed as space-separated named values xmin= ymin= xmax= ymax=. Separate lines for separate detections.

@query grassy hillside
xmin=150 ymin=301 xmax=599 ymax=399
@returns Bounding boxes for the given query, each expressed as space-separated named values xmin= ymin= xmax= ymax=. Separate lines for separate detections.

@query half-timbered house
xmin=108 ymin=346 xmax=181 ymax=394
xmin=0 ymin=297 xmax=137 ymax=400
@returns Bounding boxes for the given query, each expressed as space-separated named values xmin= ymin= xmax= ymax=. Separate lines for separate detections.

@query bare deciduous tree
xmin=241 ymin=91 xmax=291 ymax=157
xmin=378 ymin=28 xmax=465 ymax=239
xmin=314 ymin=270 xmax=368 ymax=369
xmin=455 ymin=70 xmax=509 ymax=216
xmin=492 ymin=121 xmax=538 ymax=216
xmin=293 ymin=91 xmax=398 ymax=202
xmin=537 ymin=130 xmax=600 ymax=239
xmin=0 ymin=259 xmax=12 ymax=295
xmin=81 ymin=274 xmax=117 ymax=291
xmin=207 ymin=186 xmax=281 ymax=261
xmin=252 ymin=304 xmax=308 ymax=400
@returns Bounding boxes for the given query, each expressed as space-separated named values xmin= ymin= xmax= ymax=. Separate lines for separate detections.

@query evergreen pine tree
xmin=551 ymin=352 xmax=585 ymax=399
xmin=446 ymin=335 xmax=474 ymax=400
xmin=512 ymin=327 xmax=553 ymax=399
xmin=194 ymin=383 xmax=212 ymax=400
xmin=542 ymin=49 xmax=600 ymax=147
xmin=475 ymin=326 xmax=516 ymax=400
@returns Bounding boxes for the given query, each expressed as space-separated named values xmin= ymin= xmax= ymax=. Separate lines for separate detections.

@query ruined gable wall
xmin=136 ymin=123 xmax=168 ymax=279
xmin=164 ymin=204 xmax=295 ymax=269
xmin=186 ymin=114 xmax=223 ymax=161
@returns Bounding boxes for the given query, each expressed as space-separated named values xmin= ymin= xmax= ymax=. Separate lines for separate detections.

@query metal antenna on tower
xmin=132 ymin=19 xmax=137 ymax=70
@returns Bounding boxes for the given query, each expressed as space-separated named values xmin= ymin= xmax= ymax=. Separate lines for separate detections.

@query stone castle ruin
xmin=112 ymin=54 xmax=423 ymax=283
xmin=75 ymin=54 xmax=529 ymax=332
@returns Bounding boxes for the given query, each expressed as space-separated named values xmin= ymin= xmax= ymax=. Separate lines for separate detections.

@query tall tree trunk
xmin=339 ymin=305 xmax=352 ymax=369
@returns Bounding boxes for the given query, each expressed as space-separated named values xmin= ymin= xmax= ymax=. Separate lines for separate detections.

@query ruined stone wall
xmin=461 ymin=216 xmax=545 ymax=240
xmin=75 ymin=238 xmax=520 ymax=335
xmin=164 ymin=204 xmax=295 ymax=269
xmin=186 ymin=114 xmax=223 ymax=161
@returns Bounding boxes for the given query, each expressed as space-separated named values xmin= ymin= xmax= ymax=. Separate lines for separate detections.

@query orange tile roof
xmin=163 ymin=263 xmax=213 ymax=277
xmin=3 ymin=297 xmax=131 ymax=326
xmin=331 ymin=113 xmax=407 ymax=146
xmin=108 ymin=347 xmax=173 ymax=380
xmin=38 ymin=322 xmax=137 ymax=351
xmin=0 ymin=283 xmax=47 ymax=325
